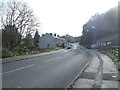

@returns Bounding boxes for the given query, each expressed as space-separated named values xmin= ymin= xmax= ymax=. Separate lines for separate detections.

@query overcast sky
xmin=25 ymin=0 xmax=119 ymax=37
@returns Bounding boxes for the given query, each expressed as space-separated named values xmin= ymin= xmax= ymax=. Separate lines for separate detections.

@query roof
xmin=54 ymin=36 xmax=65 ymax=40
xmin=97 ymin=34 xmax=118 ymax=42
xmin=41 ymin=33 xmax=65 ymax=41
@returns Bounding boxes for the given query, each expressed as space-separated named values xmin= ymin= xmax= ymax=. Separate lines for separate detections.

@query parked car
xmin=91 ymin=44 xmax=97 ymax=49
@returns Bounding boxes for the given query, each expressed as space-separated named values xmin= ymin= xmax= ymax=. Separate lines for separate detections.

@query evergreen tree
xmin=54 ymin=33 xmax=56 ymax=36
xmin=25 ymin=33 xmax=33 ymax=49
xmin=34 ymin=30 xmax=40 ymax=48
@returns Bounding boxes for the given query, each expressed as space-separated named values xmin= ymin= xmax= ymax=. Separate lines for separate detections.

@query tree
xmin=54 ymin=33 xmax=56 ymax=36
xmin=34 ymin=30 xmax=40 ymax=48
xmin=62 ymin=34 xmax=75 ymax=43
xmin=81 ymin=6 xmax=118 ymax=47
xmin=0 ymin=0 xmax=39 ymax=50
xmin=25 ymin=33 xmax=33 ymax=49
xmin=57 ymin=34 xmax=60 ymax=37
xmin=2 ymin=25 xmax=21 ymax=50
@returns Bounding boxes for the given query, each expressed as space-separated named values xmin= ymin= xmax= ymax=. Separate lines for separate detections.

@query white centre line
xmin=77 ymin=54 xmax=81 ymax=56
xmin=46 ymin=57 xmax=60 ymax=62
xmin=74 ymin=46 xmax=77 ymax=49
xmin=63 ymin=50 xmax=68 ymax=52
xmin=46 ymin=53 xmax=72 ymax=62
xmin=112 ymin=75 xmax=117 ymax=78
xmin=0 ymin=64 xmax=34 ymax=75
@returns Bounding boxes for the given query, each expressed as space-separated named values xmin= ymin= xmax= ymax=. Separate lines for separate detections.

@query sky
xmin=25 ymin=0 xmax=119 ymax=37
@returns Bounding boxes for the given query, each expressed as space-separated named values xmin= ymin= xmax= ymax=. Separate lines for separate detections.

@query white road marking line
xmin=46 ymin=57 xmax=60 ymax=62
xmin=46 ymin=53 xmax=71 ymax=62
xmin=74 ymin=46 xmax=77 ymax=49
xmin=112 ymin=76 xmax=117 ymax=78
xmin=46 ymin=52 xmax=72 ymax=62
xmin=0 ymin=64 xmax=34 ymax=75
xmin=63 ymin=50 xmax=68 ymax=52
xmin=76 ymin=54 xmax=81 ymax=56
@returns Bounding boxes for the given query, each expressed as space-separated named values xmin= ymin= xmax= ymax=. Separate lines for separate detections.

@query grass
xmin=106 ymin=51 xmax=119 ymax=71
xmin=2 ymin=48 xmax=61 ymax=59
xmin=117 ymin=63 xmax=120 ymax=71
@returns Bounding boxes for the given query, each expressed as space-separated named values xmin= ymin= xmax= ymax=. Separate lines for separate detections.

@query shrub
xmin=2 ymin=48 xmax=12 ymax=58
xmin=117 ymin=63 xmax=120 ymax=71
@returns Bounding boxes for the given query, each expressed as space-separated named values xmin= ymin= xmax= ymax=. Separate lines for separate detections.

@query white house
xmin=38 ymin=33 xmax=66 ymax=49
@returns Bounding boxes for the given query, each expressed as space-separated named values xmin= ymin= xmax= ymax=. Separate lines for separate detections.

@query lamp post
xmin=91 ymin=26 xmax=95 ymax=49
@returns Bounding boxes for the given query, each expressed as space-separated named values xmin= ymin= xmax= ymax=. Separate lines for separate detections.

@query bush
xmin=117 ymin=63 xmax=120 ymax=71
xmin=2 ymin=48 xmax=12 ymax=58
xmin=2 ymin=47 xmax=61 ymax=58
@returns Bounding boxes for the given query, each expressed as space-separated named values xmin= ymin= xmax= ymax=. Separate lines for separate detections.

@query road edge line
xmin=66 ymin=59 xmax=90 ymax=88
xmin=91 ymin=51 xmax=103 ymax=89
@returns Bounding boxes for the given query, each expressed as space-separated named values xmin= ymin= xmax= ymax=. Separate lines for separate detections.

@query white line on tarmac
xmin=74 ymin=46 xmax=77 ymax=49
xmin=46 ymin=52 xmax=73 ymax=62
xmin=46 ymin=57 xmax=61 ymax=62
xmin=76 ymin=54 xmax=81 ymax=57
xmin=63 ymin=50 xmax=69 ymax=52
xmin=0 ymin=64 xmax=34 ymax=75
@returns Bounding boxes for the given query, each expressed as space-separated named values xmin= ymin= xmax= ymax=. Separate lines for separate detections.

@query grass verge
xmin=117 ymin=63 xmax=120 ymax=71
xmin=106 ymin=52 xmax=119 ymax=71
xmin=2 ymin=48 xmax=61 ymax=59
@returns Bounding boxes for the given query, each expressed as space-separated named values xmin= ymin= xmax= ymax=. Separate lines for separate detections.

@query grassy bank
xmin=106 ymin=50 xmax=120 ymax=71
xmin=117 ymin=63 xmax=120 ymax=71
xmin=2 ymin=48 xmax=61 ymax=58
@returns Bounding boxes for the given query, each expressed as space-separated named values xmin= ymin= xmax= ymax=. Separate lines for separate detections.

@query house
xmin=38 ymin=33 xmax=66 ymax=49
xmin=96 ymin=34 xmax=118 ymax=47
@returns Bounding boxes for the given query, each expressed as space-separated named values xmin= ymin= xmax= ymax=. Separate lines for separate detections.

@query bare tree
xmin=0 ymin=0 xmax=39 ymax=50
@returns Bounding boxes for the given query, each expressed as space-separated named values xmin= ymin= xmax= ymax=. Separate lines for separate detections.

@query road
xmin=2 ymin=44 xmax=92 ymax=88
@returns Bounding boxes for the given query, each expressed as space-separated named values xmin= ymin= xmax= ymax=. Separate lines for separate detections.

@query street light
xmin=91 ymin=26 xmax=96 ymax=49
xmin=86 ymin=30 xmax=89 ymax=32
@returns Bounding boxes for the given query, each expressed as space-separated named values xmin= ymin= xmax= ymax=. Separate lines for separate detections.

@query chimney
xmin=42 ymin=34 xmax=44 ymax=36
xmin=50 ymin=33 xmax=53 ymax=36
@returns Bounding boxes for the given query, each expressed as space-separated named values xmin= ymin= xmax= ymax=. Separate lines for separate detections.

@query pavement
xmin=70 ymin=50 xmax=119 ymax=89
xmin=2 ymin=44 xmax=92 ymax=88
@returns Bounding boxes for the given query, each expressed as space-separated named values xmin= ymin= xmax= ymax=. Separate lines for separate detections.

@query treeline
xmin=81 ymin=6 xmax=118 ymax=47
xmin=61 ymin=34 xmax=80 ymax=43
xmin=0 ymin=0 xmax=40 ymax=58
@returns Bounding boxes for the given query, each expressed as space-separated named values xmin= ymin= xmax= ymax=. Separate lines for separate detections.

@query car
xmin=91 ymin=44 xmax=97 ymax=49
xmin=66 ymin=43 xmax=72 ymax=49
xmin=67 ymin=46 xmax=71 ymax=49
